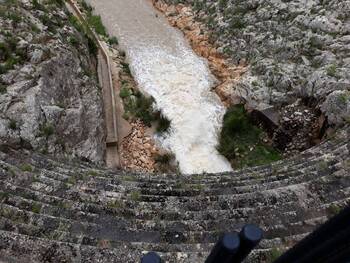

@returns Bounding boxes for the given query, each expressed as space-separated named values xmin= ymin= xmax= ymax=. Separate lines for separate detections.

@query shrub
xmin=40 ymin=123 xmax=54 ymax=137
xmin=326 ymin=64 xmax=337 ymax=77
xmin=130 ymin=191 xmax=141 ymax=201
xmin=68 ymin=36 xmax=79 ymax=47
xmin=156 ymin=114 xmax=171 ymax=134
xmin=121 ymin=62 xmax=131 ymax=75
xmin=134 ymin=92 xmax=155 ymax=126
xmin=119 ymin=86 xmax=131 ymax=99
xmin=328 ymin=204 xmax=341 ymax=216
xmin=108 ymin=36 xmax=118 ymax=46
xmin=31 ymin=202 xmax=42 ymax=213
xmin=20 ymin=164 xmax=33 ymax=172
xmin=154 ymin=153 xmax=173 ymax=164
xmin=87 ymin=14 xmax=107 ymax=36
xmin=217 ymin=105 xmax=281 ymax=168
xmin=87 ymin=36 xmax=98 ymax=56
xmin=68 ymin=15 xmax=84 ymax=33
xmin=8 ymin=119 xmax=17 ymax=130
xmin=0 ymin=84 xmax=6 ymax=94
xmin=81 ymin=0 xmax=93 ymax=13
xmin=266 ymin=248 xmax=283 ymax=262
xmin=218 ymin=0 xmax=228 ymax=9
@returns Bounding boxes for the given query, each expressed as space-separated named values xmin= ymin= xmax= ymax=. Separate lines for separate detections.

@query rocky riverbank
xmin=0 ymin=0 xmax=106 ymax=163
xmin=152 ymin=0 xmax=350 ymax=155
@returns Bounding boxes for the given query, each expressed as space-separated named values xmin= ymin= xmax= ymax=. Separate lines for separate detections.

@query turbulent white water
xmin=86 ymin=0 xmax=233 ymax=174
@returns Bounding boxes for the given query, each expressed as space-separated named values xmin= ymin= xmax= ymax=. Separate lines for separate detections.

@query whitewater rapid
xmin=86 ymin=0 xmax=233 ymax=174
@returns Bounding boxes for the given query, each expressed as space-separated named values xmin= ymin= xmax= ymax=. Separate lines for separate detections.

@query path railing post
xmin=205 ymin=232 xmax=240 ymax=263
xmin=235 ymin=224 xmax=263 ymax=262
xmin=141 ymin=252 xmax=162 ymax=263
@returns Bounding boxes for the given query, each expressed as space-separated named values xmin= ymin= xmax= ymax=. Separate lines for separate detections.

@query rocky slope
xmin=0 ymin=0 xmax=106 ymax=163
xmin=154 ymin=0 xmax=350 ymax=152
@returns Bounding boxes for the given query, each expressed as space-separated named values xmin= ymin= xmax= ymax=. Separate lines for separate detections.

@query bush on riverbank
xmin=119 ymin=85 xmax=171 ymax=131
xmin=218 ymin=105 xmax=281 ymax=168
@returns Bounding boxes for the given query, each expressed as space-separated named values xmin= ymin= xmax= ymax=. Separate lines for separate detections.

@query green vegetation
xmin=130 ymin=191 xmax=141 ymax=202
xmin=108 ymin=36 xmax=118 ymax=46
xmin=107 ymin=199 xmax=124 ymax=209
xmin=154 ymin=153 xmax=173 ymax=164
xmin=266 ymin=247 xmax=283 ymax=262
xmin=326 ymin=64 xmax=337 ymax=77
xmin=156 ymin=114 xmax=171 ymax=134
xmin=154 ymin=152 xmax=176 ymax=173
xmin=119 ymin=83 xmax=171 ymax=130
xmin=328 ymin=204 xmax=341 ymax=216
xmin=121 ymin=62 xmax=131 ymax=75
xmin=217 ymin=105 xmax=281 ymax=168
xmin=8 ymin=119 xmax=17 ymax=130
xmin=87 ymin=14 xmax=107 ymax=36
xmin=86 ymin=170 xmax=98 ymax=177
xmin=218 ymin=0 xmax=228 ymax=9
xmin=68 ymin=36 xmax=79 ymax=47
xmin=119 ymin=86 xmax=156 ymax=126
xmin=31 ymin=202 xmax=42 ymax=213
xmin=0 ymin=35 xmax=27 ymax=74
xmin=119 ymin=86 xmax=132 ymax=99
xmin=40 ymin=123 xmax=54 ymax=138
xmin=20 ymin=164 xmax=33 ymax=172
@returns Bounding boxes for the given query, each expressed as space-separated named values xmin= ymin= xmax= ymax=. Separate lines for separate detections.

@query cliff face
xmin=0 ymin=0 xmax=106 ymax=163
xmin=158 ymin=0 xmax=350 ymax=127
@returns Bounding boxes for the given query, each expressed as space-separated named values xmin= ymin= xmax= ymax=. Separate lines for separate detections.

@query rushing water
xmin=86 ymin=0 xmax=233 ymax=174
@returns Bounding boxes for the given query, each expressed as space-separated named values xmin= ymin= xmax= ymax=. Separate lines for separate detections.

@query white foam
xmin=128 ymin=45 xmax=232 ymax=174
xmin=85 ymin=0 xmax=233 ymax=174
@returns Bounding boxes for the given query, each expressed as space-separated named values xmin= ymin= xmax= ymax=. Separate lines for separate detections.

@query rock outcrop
xmin=0 ymin=0 xmax=106 ymax=163
xmin=153 ymin=0 xmax=350 ymax=153
xmin=158 ymin=0 xmax=350 ymax=114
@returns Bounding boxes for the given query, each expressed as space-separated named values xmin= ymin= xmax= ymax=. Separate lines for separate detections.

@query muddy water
xmin=86 ymin=0 xmax=232 ymax=174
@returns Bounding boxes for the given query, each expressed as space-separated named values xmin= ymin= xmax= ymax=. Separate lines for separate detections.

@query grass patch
xmin=217 ymin=105 xmax=281 ymax=168
xmin=129 ymin=191 xmax=141 ymax=202
xmin=87 ymin=14 xmax=107 ymax=37
xmin=40 ymin=123 xmax=54 ymax=138
xmin=326 ymin=64 xmax=337 ymax=77
xmin=266 ymin=247 xmax=283 ymax=262
xmin=328 ymin=204 xmax=341 ymax=216
xmin=31 ymin=202 xmax=42 ymax=213
xmin=8 ymin=119 xmax=17 ymax=130
xmin=20 ymin=164 xmax=33 ymax=172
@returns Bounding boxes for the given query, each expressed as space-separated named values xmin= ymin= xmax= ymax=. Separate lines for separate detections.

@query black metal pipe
xmin=205 ymin=232 xmax=240 ymax=263
xmin=235 ymin=224 xmax=263 ymax=262
xmin=141 ymin=252 xmax=162 ymax=263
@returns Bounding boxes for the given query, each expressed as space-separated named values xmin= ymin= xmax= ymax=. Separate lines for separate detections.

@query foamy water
xmin=86 ymin=0 xmax=232 ymax=174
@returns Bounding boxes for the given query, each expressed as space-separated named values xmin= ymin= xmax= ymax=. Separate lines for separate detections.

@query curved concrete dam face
xmin=86 ymin=0 xmax=232 ymax=174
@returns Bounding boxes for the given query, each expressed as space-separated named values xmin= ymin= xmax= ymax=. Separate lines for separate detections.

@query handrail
xmin=65 ymin=0 xmax=119 ymax=146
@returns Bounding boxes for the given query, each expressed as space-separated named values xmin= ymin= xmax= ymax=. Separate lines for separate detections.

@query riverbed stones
xmin=121 ymin=120 xmax=157 ymax=172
